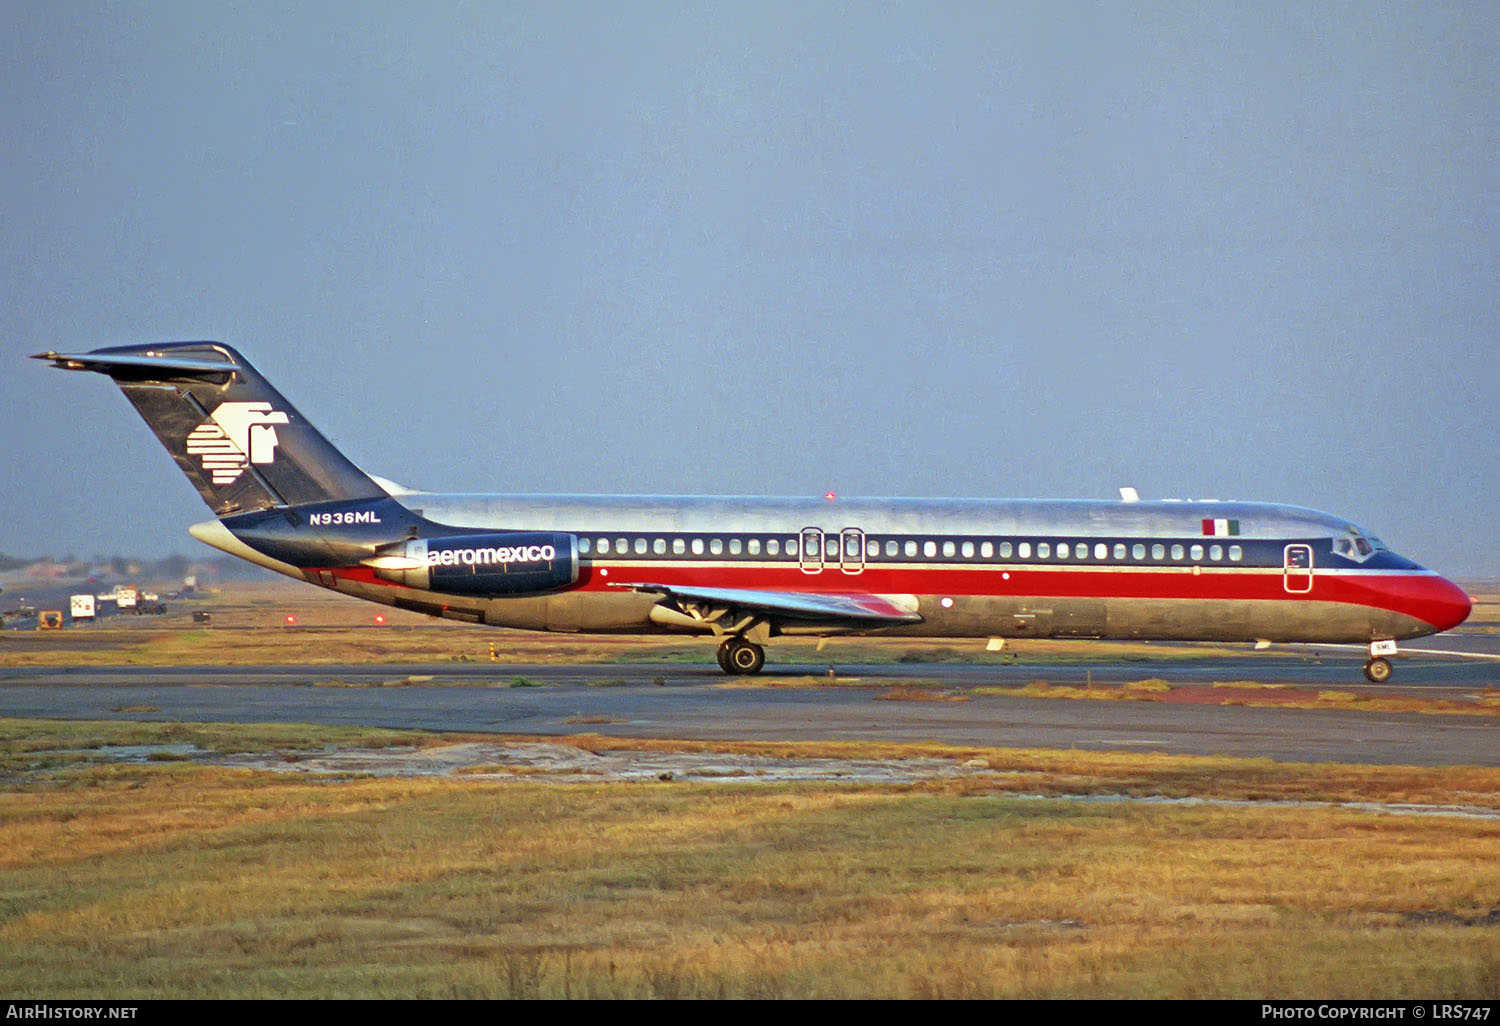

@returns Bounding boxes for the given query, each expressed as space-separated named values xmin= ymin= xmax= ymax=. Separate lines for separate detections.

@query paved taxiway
xmin=2 ymin=652 xmax=1497 ymax=766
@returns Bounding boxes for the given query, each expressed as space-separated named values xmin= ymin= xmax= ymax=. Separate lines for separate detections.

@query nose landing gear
xmin=1364 ymin=639 xmax=1398 ymax=683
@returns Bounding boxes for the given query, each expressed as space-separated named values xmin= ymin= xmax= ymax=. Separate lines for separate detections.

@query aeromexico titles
xmin=35 ymin=343 xmax=1471 ymax=682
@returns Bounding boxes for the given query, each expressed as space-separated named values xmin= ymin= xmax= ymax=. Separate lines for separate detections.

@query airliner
xmin=34 ymin=343 xmax=1471 ymax=682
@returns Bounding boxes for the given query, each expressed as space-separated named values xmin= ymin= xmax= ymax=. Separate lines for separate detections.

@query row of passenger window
xmin=901 ymin=539 xmax=1245 ymax=563
xmin=584 ymin=535 xmax=781 ymax=557
xmin=577 ymin=535 xmax=1246 ymax=564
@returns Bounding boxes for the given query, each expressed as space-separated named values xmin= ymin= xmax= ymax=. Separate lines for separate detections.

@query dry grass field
xmin=2 ymin=719 xmax=1500 ymax=999
xmin=3 ymin=579 xmax=1498 ymax=997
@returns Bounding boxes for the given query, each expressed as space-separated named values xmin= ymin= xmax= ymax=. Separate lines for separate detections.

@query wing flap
xmin=610 ymin=582 xmax=923 ymax=624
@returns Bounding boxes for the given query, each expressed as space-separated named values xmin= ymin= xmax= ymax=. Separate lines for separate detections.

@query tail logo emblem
xmin=186 ymin=402 xmax=290 ymax=485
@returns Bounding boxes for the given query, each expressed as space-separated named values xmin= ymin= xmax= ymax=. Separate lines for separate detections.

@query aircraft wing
xmin=610 ymin=582 xmax=923 ymax=625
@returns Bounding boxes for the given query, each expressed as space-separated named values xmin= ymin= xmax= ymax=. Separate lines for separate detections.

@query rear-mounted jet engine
xmin=366 ymin=533 xmax=579 ymax=596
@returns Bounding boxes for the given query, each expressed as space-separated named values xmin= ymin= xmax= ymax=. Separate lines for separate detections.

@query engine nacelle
xmin=370 ymin=532 xmax=578 ymax=596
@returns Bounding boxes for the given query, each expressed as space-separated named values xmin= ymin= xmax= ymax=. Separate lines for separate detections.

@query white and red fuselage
xmin=38 ymin=342 xmax=1471 ymax=679
xmin=249 ymin=491 xmax=1468 ymax=648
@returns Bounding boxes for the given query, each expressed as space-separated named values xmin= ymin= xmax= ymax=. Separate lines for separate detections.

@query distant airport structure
xmin=35 ymin=344 xmax=1470 ymax=681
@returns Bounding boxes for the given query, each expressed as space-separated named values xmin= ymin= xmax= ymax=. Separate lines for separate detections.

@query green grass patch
xmin=0 ymin=718 xmax=429 ymax=775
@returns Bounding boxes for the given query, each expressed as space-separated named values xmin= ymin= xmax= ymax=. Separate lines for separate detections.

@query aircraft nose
xmin=1406 ymin=572 xmax=1472 ymax=633
xmin=1429 ymin=574 xmax=1473 ymax=633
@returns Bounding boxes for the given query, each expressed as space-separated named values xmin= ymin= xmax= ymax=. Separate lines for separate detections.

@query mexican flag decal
xmin=1201 ymin=518 xmax=1240 ymax=537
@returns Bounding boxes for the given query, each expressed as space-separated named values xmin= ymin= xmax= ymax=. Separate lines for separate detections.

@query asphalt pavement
xmin=2 ymin=650 xmax=1496 ymax=766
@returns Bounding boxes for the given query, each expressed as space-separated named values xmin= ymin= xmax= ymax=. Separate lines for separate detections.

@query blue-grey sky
xmin=3 ymin=2 xmax=1497 ymax=574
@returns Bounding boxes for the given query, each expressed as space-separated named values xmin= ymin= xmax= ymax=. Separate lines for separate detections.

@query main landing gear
xmin=716 ymin=637 xmax=765 ymax=675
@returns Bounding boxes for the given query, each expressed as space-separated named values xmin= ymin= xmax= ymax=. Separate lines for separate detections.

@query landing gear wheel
xmin=725 ymin=638 xmax=766 ymax=675
xmin=715 ymin=640 xmax=732 ymax=673
xmin=1364 ymin=657 xmax=1393 ymax=684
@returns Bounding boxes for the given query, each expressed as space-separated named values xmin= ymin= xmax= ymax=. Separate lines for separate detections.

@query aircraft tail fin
xmin=33 ymin=342 xmax=384 ymax=516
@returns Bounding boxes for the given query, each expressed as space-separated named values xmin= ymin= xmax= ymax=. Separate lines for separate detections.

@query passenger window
xmin=923 ymin=541 xmax=937 ymax=558
xmin=981 ymin=541 xmax=993 ymax=558
xmin=886 ymin=540 xmax=898 ymax=557
xmin=1229 ymin=545 xmax=1242 ymax=561
xmin=579 ymin=537 xmax=592 ymax=554
xmin=1170 ymin=544 xmax=1184 ymax=560
xmin=1057 ymin=543 xmax=1070 ymax=559
xmin=1209 ymin=544 xmax=1222 ymax=561
xmin=1114 ymin=543 xmax=1126 ymax=561
xmin=1132 ymin=543 xmax=1145 ymax=560
xmin=904 ymin=540 xmax=917 ymax=557
xmin=691 ymin=538 xmax=704 ymax=556
xmin=596 ymin=538 xmax=609 ymax=555
xmin=942 ymin=541 xmax=955 ymax=558
xmin=768 ymin=539 xmax=780 ymax=556
xmin=1190 ymin=544 xmax=1204 ymax=561
xmin=999 ymin=542 xmax=1013 ymax=558
xmin=651 ymin=538 xmax=665 ymax=555
xmin=749 ymin=538 xmax=761 ymax=555
xmin=710 ymin=538 xmax=723 ymax=555
xmin=729 ymin=538 xmax=742 ymax=555
xmin=1074 ymin=543 xmax=1086 ymax=560
xmin=1151 ymin=543 xmax=1164 ymax=560
xmin=672 ymin=538 xmax=685 ymax=555
xmin=635 ymin=538 xmax=649 ymax=555
xmin=1018 ymin=542 xmax=1031 ymax=558
xmin=961 ymin=541 xmax=974 ymax=558
xmin=786 ymin=538 xmax=797 ymax=556
xmin=616 ymin=538 xmax=628 ymax=554
xmin=1038 ymin=542 xmax=1051 ymax=558
xmin=1094 ymin=543 xmax=1108 ymax=560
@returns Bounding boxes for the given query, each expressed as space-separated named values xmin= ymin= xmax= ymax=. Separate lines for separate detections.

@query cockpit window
xmin=1334 ymin=532 xmax=1381 ymax=563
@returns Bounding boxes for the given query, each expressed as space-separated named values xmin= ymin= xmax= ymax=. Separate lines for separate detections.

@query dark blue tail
xmin=34 ymin=343 xmax=384 ymax=516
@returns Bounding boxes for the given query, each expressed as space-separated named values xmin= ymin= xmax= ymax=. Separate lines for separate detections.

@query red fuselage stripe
xmin=573 ymin=564 xmax=1465 ymax=629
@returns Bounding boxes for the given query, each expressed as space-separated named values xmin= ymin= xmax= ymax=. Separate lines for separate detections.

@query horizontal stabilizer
xmin=32 ymin=349 xmax=238 ymax=383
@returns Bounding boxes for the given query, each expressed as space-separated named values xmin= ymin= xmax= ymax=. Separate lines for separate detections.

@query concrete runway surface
xmin=2 ymin=648 xmax=1497 ymax=766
